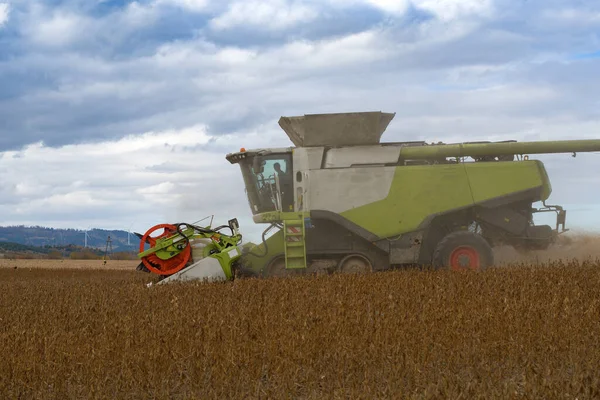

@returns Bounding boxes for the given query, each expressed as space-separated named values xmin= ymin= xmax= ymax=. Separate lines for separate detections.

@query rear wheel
xmin=432 ymin=231 xmax=493 ymax=271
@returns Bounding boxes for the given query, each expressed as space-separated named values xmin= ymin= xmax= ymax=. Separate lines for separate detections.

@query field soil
xmin=0 ymin=259 xmax=139 ymax=270
xmin=0 ymin=269 xmax=599 ymax=398
xmin=1 ymin=236 xmax=600 ymax=399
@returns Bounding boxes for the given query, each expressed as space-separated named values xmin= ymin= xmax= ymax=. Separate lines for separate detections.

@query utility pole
xmin=102 ymin=235 xmax=113 ymax=265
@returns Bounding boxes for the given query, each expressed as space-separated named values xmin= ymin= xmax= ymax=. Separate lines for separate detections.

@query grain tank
xmin=226 ymin=111 xmax=600 ymax=275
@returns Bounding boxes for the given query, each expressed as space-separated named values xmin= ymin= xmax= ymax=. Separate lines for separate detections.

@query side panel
xmin=292 ymin=147 xmax=325 ymax=213
xmin=464 ymin=160 xmax=546 ymax=203
xmin=293 ymin=147 xmax=325 ymax=171
xmin=324 ymin=146 xmax=401 ymax=168
xmin=157 ymin=256 xmax=227 ymax=284
xmin=339 ymin=161 xmax=546 ymax=238
xmin=239 ymin=230 xmax=285 ymax=272
xmin=535 ymin=160 xmax=552 ymax=200
xmin=308 ymin=167 xmax=396 ymax=214
xmin=340 ymin=164 xmax=473 ymax=238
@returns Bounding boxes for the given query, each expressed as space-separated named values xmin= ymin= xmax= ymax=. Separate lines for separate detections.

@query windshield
xmin=240 ymin=153 xmax=293 ymax=214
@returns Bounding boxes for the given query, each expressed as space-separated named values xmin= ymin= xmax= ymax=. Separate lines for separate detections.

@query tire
xmin=337 ymin=253 xmax=373 ymax=274
xmin=261 ymin=256 xmax=294 ymax=278
xmin=432 ymin=231 xmax=493 ymax=271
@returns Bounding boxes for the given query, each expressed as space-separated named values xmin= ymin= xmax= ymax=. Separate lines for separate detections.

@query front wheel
xmin=432 ymin=231 xmax=493 ymax=271
xmin=262 ymin=256 xmax=295 ymax=278
xmin=337 ymin=254 xmax=373 ymax=274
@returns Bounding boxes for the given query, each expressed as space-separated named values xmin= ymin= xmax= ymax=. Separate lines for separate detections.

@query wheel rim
xmin=449 ymin=246 xmax=480 ymax=271
xmin=338 ymin=255 xmax=372 ymax=274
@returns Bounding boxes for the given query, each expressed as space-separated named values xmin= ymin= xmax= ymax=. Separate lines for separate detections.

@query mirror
xmin=228 ymin=218 xmax=239 ymax=230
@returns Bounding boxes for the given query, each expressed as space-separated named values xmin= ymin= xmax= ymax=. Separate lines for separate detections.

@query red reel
xmin=139 ymin=223 xmax=191 ymax=276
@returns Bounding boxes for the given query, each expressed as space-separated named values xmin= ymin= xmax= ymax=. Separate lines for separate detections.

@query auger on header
xmin=137 ymin=111 xmax=600 ymax=283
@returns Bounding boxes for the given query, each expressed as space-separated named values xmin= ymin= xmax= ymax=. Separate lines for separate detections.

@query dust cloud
xmin=493 ymin=230 xmax=600 ymax=265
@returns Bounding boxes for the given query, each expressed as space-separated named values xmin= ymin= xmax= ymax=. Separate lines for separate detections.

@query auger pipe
xmin=399 ymin=139 xmax=600 ymax=159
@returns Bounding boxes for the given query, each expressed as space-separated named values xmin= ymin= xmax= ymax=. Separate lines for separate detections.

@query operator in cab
xmin=274 ymin=162 xmax=294 ymax=211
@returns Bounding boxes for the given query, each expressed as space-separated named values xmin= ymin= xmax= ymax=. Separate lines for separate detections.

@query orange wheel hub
xmin=449 ymin=246 xmax=480 ymax=271
xmin=139 ymin=224 xmax=191 ymax=276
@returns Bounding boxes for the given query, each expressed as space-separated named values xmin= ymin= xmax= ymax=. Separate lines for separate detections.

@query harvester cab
xmin=137 ymin=111 xmax=600 ymax=284
xmin=235 ymin=148 xmax=295 ymax=214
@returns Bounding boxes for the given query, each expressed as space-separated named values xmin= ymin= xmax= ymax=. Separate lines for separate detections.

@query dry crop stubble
xmin=1 ymin=261 xmax=600 ymax=399
xmin=0 ymin=259 xmax=139 ymax=270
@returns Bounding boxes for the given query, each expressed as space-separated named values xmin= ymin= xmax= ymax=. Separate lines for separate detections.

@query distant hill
xmin=0 ymin=225 xmax=140 ymax=252
xmin=0 ymin=241 xmax=53 ymax=255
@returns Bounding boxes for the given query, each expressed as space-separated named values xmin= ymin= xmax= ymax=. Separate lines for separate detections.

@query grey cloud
xmin=2 ymin=0 xmax=600 ymax=236
xmin=4 ymin=0 xmax=584 ymax=151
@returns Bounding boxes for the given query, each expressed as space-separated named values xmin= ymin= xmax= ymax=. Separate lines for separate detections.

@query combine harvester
xmin=136 ymin=111 xmax=600 ymax=284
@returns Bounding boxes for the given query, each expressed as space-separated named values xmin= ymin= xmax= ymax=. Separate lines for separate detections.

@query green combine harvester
xmin=136 ymin=111 xmax=600 ymax=284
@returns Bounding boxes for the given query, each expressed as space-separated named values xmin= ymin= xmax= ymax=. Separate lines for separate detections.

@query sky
xmin=1 ymin=0 xmax=600 ymax=243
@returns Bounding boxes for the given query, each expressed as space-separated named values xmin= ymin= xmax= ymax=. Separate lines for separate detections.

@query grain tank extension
xmin=136 ymin=111 xmax=600 ymax=282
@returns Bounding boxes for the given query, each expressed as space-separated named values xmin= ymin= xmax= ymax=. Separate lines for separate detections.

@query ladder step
xmin=285 ymin=259 xmax=306 ymax=269
xmin=286 ymin=248 xmax=305 ymax=258
xmin=283 ymin=219 xmax=307 ymax=270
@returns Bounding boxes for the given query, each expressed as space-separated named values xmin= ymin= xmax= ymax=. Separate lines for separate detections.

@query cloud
xmin=363 ymin=0 xmax=410 ymax=15
xmin=413 ymin=0 xmax=493 ymax=21
xmin=332 ymin=0 xmax=492 ymax=19
xmin=4 ymin=0 xmax=500 ymax=151
xmin=26 ymin=11 xmax=88 ymax=47
xmin=541 ymin=7 xmax=600 ymax=26
xmin=155 ymin=0 xmax=210 ymax=12
xmin=209 ymin=0 xmax=318 ymax=31
xmin=0 ymin=127 xmax=228 ymax=230
xmin=119 ymin=2 xmax=163 ymax=28
xmin=1 ymin=0 xmax=600 ymax=237
xmin=18 ymin=2 xmax=167 ymax=52
xmin=0 ymin=2 xmax=9 ymax=26
xmin=325 ymin=0 xmax=410 ymax=15
xmin=0 ymin=123 xmax=292 ymax=240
